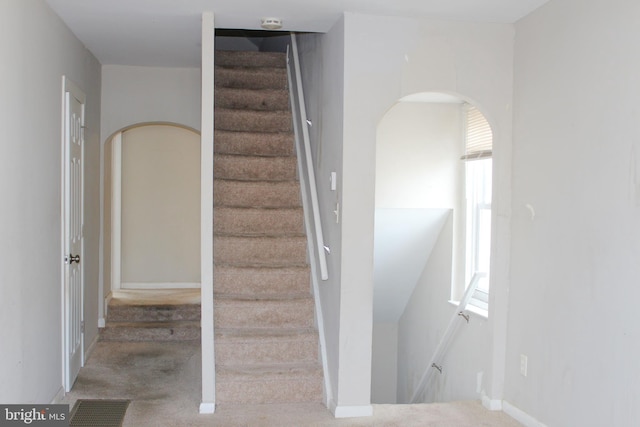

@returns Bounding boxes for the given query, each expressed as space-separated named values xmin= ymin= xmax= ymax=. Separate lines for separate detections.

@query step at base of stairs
xmin=216 ymin=364 xmax=323 ymax=404
xmin=100 ymin=321 xmax=200 ymax=342
xmin=107 ymin=304 xmax=201 ymax=322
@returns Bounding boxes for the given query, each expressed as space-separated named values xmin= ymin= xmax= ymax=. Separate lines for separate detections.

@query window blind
xmin=462 ymin=105 xmax=492 ymax=160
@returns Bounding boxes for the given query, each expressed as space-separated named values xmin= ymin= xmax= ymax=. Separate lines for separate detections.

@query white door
xmin=63 ymin=78 xmax=85 ymax=392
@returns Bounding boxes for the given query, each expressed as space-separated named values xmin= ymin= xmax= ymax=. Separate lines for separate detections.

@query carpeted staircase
xmin=213 ymin=50 xmax=323 ymax=405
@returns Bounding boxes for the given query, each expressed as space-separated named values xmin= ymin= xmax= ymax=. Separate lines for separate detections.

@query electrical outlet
xmin=520 ymin=354 xmax=528 ymax=377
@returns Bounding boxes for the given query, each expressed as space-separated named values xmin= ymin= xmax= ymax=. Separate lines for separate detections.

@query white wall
xmin=371 ymin=322 xmax=398 ymax=403
xmin=121 ymin=125 xmax=200 ymax=285
xmin=0 ymin=0 xmax=101 ymax=403
xmin=342 ymin=12 xmax=514 ymax=406
xmin=297 ymin=18 xmax=346 ymax=411
xmin=101 ymin=65 xmax=201 ymax=139
xmin=374 ymin=102 xmax=463 ymax=322
xmin=376 ymin=102 xmax=462 ymax=210
xmin=507 ymin=0 xmax=640 ymax=425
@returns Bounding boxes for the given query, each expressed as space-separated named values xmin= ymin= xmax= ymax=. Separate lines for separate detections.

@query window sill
xmin=448 ymin=300 xmax=489 ymax=320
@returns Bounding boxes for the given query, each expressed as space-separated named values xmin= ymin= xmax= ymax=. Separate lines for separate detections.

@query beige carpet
xmin=63 ymin=341 xmax=522 ymax=427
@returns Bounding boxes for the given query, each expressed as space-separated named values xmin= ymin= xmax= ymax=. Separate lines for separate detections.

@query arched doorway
xmin=371 ymin=92 xmax=494 ymax=404
xmin=103 ymin=123 xmax=201 ymax=300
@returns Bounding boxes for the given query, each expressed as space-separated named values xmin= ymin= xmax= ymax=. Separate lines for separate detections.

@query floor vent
xmin=70 ymin=399 xmax=130 ymax=427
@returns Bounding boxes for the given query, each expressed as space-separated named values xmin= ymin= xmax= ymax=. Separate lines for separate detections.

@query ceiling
xmin=45 ymin=0 xmax=549 ymax=68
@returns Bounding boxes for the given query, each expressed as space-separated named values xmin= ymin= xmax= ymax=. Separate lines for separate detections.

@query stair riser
xmin=216 ymin=88 xmax=290 ymax=111
xmin=214 ymin=131 xmax=294 ymax=157
xmin=215 ymin=68 xmax=287 ymax=90
xmin=215 ymin=336 xmax=318 ymax=366
xmin=214 ymin=266 xmax=310 ymax=296
xmin=215 ymin=51 xmax=286 ymax=69
xmin=214 ymin=180 xmax=301 ymax=208
xmin=215 ymin=378 xmax=322 ymax=404
xmin=215 ymin=300 xmax=314 ymax=329
xmin=215 ymin=109 xmax=292 ymax=133
xmin=107 ymin=305 xmax=200 ymax=322
xmin=214 ymin=236 xmax=307 ymax=266
xmin=214 ymin=156 xmax=297 ymax=181
xmin=100 ymin=325 xmax=200 ymax=342
xmin=214 ymin=208 xmax=304 ymax=236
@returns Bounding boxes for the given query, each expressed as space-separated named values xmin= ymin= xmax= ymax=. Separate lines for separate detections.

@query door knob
xmin=66 ymin=254 xmax=80 ymax=264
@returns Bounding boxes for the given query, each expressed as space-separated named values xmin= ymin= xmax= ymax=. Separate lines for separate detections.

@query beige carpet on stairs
xmin=213 ymin=49 xmax=323 ymax=405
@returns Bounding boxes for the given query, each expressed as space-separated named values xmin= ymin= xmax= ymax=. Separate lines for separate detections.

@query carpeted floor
xmin=62 ymin=341 xmax=522 ymax=426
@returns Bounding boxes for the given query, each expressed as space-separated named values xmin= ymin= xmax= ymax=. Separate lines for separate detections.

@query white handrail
xmin=286 ymin=34 xmax=329 ymax=281
xmin=410 ymin=272 xmax=486 ymax=403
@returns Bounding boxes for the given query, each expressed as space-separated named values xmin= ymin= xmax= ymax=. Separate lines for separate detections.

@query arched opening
xmin=103 ymin=123 xmax=201 ymax=300
xmin=371 ymin=92 xmax=494 ymax=404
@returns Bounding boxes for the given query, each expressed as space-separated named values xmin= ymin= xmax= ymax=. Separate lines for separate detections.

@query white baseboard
xmin=503 ymin=401 xmax=547 ymax=427
xmin=199 ymin=402 xmax=215 ymax=414
xmin=102 ymin=291 xmax=113 ymax=324
xmin=50 ymin=386 xmax=65 ymax=404
xmin=481 ymin=393 xmax=503 ymax=411
xmin=331 ymin=403 xmax=373 ymax=418
xmin=121 ymin=282 xmax=201 ymax=289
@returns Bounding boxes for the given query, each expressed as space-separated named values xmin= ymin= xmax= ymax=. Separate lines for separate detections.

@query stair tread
xmin=217 ymin=363 xmax=323 ymax=378
xmin=214 ymin=130 xmax=294 ymax=157
xmin=215 ymin=327 xmax=317 ymax=338
xmin=104 ymin=320 xmax=200 ymax=328
xmin=213 ymin=293 xmax=312 ymax=301
xmin=215 ymin=51 xmax=286 ymax=68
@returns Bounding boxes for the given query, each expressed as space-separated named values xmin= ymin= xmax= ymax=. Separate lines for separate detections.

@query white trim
xmin=121 ymin=282 xmax=201 ymax=290
xmin=481 ymin=394 xmax=503 ymax=411
xmin=99 ymin=291 xmax=113 ymax=328
xmin=111 ymin=132 xmax=122 ymax=291
xmin=199 ymin=402 xmax=215 ymax=414
xmin=331 ymin=404 xmax=374 ymax=418
xmin=200 ymin=10 xmax=216 ymax=412
xmin=502 ymin=401 xmax=547 ymax=427
xmin=50 ymin=387 xmax=65 ymax=405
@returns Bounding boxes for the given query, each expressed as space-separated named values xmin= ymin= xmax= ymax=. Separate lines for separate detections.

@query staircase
xmin=213 ymin=50 xmax=323 ymax=405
